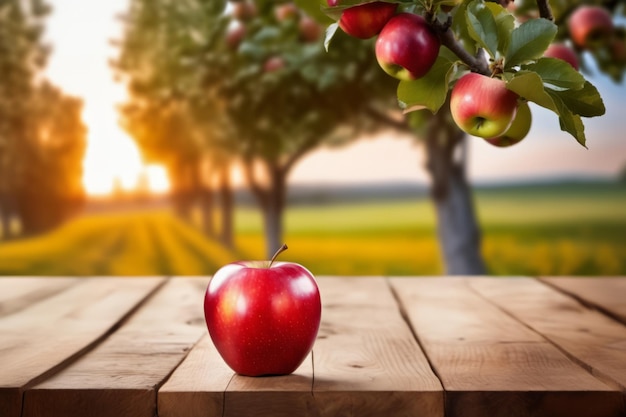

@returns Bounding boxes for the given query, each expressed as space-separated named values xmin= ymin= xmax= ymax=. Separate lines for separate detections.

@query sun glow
xmin=43 ymin=0 xmax=171 ymax=198
xmin=79 ymin=95 xmax=170 ymax=196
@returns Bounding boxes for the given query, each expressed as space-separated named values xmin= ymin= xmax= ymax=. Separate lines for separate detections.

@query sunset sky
xmin=43 ymin=0 xmax=626 ymax=195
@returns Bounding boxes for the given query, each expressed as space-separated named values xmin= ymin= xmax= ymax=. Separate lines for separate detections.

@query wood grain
xmin=22 ymin=277 xmax=209 ymax=417
xmin=0 ymin=276 xmax=164 ymax=417
xmin=390 ymin=277 xmax=623 ymax=417
xmin=4 ymin=276 xmax=626 ymax=417
xmin=0 ymin=277 xmax=78 ymax=318
xmin=157 ymin=334 xmax=234 ymax=417
xmin=222 ymin=353 xmax=314 ymax=417
xmin=469 ymin=277 xmax=626 ymax=392
xmin=541 ymin=277 xmax=626 ymax=324
xmin=312 ymin=277 xmax=443 ymax=417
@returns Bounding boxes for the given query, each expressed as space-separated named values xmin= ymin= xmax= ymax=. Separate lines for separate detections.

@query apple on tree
xmin=299 ymin=15 xmax=323 ymax=43
xmin=485 ymin=101 xmax=532 ymax=148
xmin=225 ymin=23 xmax=246 ymax=50
xmin=263 ymin=55 xmax=286 ymax=72
xmin=568 ymin=5 xmax=614 ymax=49
xmin=450 ymin=73 xmax=520 ymax=138
xmin=375 ymin=13 xmax=440 ymax=81
xmin=231 ymin=0 xmax=257 ymax=22
xmin=544 ymin=43 xmax=579 ymax=70
xmin=275 ymin=2 xmax=300 ymax=22
xmin=204 ymin=244 xmax=321 ymax=376
xmin=327 ymin=0 xmax=397 ymax=39
xmin=311 ymin=0 xmax=612 ymax=150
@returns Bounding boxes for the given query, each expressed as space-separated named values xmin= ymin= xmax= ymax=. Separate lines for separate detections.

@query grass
xmin=0 ymin=182 xmax=624 ymax=276
xmin=234 ymin=182 xmax=626 ymax=276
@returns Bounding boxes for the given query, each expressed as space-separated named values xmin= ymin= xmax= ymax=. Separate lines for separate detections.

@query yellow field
xmin=1 ymin=182 xmax=625 ymax=276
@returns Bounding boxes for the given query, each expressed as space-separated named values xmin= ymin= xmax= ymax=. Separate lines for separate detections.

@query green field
xmin=0 ymin=182 xmax=625 ymax=276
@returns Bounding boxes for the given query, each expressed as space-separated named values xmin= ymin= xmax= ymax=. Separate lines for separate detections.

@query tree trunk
xmin=171 ymin=159 xmax=194 ymax=222
xmin=199 ymin=185 xmax=214 ymax=238
xmin=0 ymin=194 xmax=11 ymax=240
xmin=261 ymin=165 xmax=286 ymax=259
xmin=218 ymin=164 xmax=234 ymax=249
xmin=424 ymin=111 xmax=487 ymax=275
xmin=244 ymin=159 xmax=286 ymax=259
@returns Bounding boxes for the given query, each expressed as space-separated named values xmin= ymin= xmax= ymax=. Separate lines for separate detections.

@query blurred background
xmin=0 ymin=0 xmax=624 ymax=276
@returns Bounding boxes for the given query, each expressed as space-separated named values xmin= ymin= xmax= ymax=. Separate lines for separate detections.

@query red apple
xmin=275 ymin=2 xmax=300 ymax=22
xmin=485 ymin=101 xmax=532 ymax=147
xmin=299 ymin=15 xmax=323 ymax=43
xmin=544 ymin=43 xmax=579 ymax=70
xmin=568 ymin=6 xmax=613 ymax=49
xmin=232 ymin=1 xmax=257 ymax=22
xmin=375 ymin=13 xmax=440 ymax=81
xmin=450 ymin=73 xmax=520 ymax=138
xmin=225 ymin=23 xmax=246 ymax=50
xmin=204 ymin=244 xmax=321 ymax=376
xmin=263 ymin=56 xmax=286 ymax=72
xmin=327 ymin=0 xmax=397 ymax=39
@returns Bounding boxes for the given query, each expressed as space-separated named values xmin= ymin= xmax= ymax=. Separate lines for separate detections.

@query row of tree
xmin=115 ymin=0 xmax=400 ymax=257
xmin=0 ymin=0 xmax=87 ymax=239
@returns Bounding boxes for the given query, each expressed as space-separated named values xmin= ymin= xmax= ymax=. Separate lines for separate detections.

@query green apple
xmin=450 ymin=73 xmax=520 ymax=138
xmin=485 ymin=102 xmax=532 ymax=147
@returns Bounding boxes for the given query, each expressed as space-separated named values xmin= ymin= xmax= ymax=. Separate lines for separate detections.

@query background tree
xmin=14 ymin=81 xmax=87 ymax=235
xmin=0 ymin=0 xmax=86 ymax=239
xmin=116 ymin=0 xmax=400 ymax=257
xmin=116 ymin=0 xmax=239 ymax=245
xmin=217 ymin=0 xmax=400 ymax=256
xmin=298 ymin=0 xmax=624 ymax=274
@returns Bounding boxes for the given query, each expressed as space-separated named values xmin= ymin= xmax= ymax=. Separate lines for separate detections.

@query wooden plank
xmin=468 ymin=277 xmax=626 ymax=392
xmin=160 ymin=277 xmax=443 ymax=417
xmin=390 ymin=277 xmax=623 ymax=417
xmin=0 ymin=277 xmax=165 ymax=417
xmin=159 ymin=297 xmax=315 ymax=417
xmin=540 ymin=277 xmax=626 ymax=324
xmin=158 ymin=334 xmax=234 ymax=417
xmin=312 ymin=277 xmax=443 ymax=417
xmin=222 ymin=353 xmax=314 ymax=417
xmin=22 ymin=277 xmax=209 ymax=417
xmin=0 ymin=277 xmax=78 ymax=318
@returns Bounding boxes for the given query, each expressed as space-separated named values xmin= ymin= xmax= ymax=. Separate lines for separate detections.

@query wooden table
xmin=1 ymin=276 xmax=625 ymax=417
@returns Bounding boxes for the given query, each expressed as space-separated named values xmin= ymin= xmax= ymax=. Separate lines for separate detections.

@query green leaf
xmin=550 ymin=93 xmax=587 ymax=147
xmin=505 ymin=18 xmax=557 ymax=69
xmin=484 ymin=2 xmax=514 ymax=54
xmin=548 ymin=81 xmax=606 ymax=118
xmin=321 ymin=0 xmax=401 ymax=20
xmin=466 ymin=0 xmax=499 ymax=58
xmin=524 ymin=58 xmax=585 ymax=91
xmin=397 ymin=56 xmax=455 ymax=113
xmin=506 ymin=71 xmax=557 ymax=113
xmin=324 ymin=22 xmax=339 ymax=52
xmin=507 ymin=72 xmax=594 ymax=147
xmin=294 ymin=0 xmax=334 ymax=24
xmin=451 ymin=1 xmax=477 ymax=54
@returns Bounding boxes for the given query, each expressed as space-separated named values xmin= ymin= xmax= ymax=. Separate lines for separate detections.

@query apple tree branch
xmin=536 ymin=0 xmax=554 ymax=21
xmin=435 ymin=19 xmax=491 ymax=76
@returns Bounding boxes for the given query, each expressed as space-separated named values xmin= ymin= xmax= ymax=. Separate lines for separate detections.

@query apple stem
xmin=268 ymin=243 xmax=288 ymax=268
